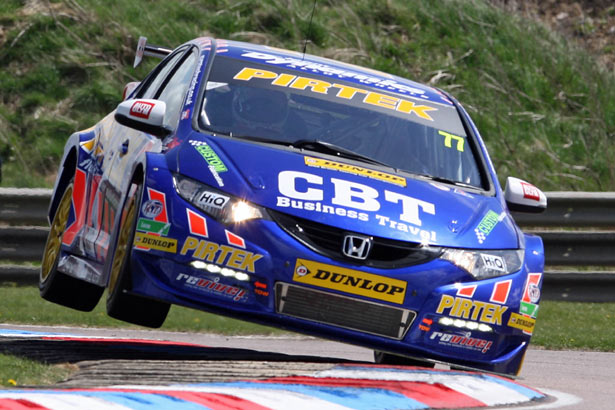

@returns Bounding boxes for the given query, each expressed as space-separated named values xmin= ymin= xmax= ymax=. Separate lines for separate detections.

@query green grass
xmin=0 ymin=354 xmax=74 ymax=387
xmin=1 ymin=0 xmax=615 ymax=190
xmin=531 ymin=301 xmax=615 ymax=350
xmin=0 ymin=285 xmax=284 ymax=334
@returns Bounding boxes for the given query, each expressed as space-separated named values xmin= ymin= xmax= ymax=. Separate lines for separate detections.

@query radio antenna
xmin=302 ymin=0 xmax=318 ymax=60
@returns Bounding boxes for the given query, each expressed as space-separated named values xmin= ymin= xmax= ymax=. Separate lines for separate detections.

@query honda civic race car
xmin=41 ymin=36 xmax=547 ymax=376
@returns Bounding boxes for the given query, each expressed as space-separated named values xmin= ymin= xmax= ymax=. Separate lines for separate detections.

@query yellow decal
xmin=435 ymin=295 xmax=508 ymax=325
xmin=439 ymin=130 xmax=465 ymax=152
xmin=180 ymin=236 xmax=263 ymax=273
xmin=304 ymin=156 xmax=406 ymax=187
xmin=508 ymin=312 xmax=536 ymax=334
xmin=233 ymin=67 xmax=438 ymax=121
xmin=134 ymin=232 xmax=177 ymax=253
xmin=293 ymin=258 xmax=407 ymax=304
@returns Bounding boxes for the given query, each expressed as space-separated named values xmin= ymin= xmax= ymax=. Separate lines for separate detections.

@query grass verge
xmin=0 ymin=354 xmax=74 ymax=388
xmin=0 ymin=285 xmax=283 ymax=335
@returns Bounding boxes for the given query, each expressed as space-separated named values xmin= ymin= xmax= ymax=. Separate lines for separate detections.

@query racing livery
xmin=40 ymin=36 xmax=547 ymax=376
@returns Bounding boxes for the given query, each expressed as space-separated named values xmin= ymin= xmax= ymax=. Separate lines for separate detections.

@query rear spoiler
xmin=133 ymin=36 xmax=172 ymax=68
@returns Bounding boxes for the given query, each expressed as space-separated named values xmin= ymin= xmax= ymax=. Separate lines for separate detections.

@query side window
xmin=138 ymin=49 xmax=187 ymax=100
xmin=156 ymin=50 xmax=198 ymax=129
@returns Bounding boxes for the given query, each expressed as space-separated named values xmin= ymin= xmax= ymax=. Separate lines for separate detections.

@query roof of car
xmin=202 ymin=38 xmax=454 ymax=107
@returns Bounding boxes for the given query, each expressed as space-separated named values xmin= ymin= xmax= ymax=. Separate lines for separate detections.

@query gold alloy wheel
xmin=41 ymin=184 xmax=73 ymax=282
xmin=108 ymin=189 xmax=137 ymax=294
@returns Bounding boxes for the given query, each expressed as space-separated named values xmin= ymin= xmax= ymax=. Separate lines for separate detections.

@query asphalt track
xmin=2 ymin=324 xmax=613 ymax=409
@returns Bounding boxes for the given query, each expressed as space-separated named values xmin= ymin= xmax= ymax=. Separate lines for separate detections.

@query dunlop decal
xmin=304 ymin=156 xmax=406 ymax=187
xmin=134 ymin=232 xmax=177 ymax=253
xmin=293 ymin=258 xmax=406 ymax=304
xmin=508 ymin=312 xmax=536 ymax=334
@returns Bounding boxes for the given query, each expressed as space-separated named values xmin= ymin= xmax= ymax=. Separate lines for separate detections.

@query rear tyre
xmin=40 ymin=181 xmax=104 ymax=311
xmin=106 ymin=179 xmax=170 ymax=328
xmin=374 ymin=351 xmax=435 ymax=368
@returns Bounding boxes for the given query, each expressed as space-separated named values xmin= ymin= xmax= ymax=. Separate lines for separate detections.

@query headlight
xmin=440 ymin=248 xmax=524 ymax=279
xmin=174 ymin=174 xmax=267 ymax=224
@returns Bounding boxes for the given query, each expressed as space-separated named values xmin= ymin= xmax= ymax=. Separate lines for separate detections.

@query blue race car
xmin=41 ymin=36 xmax=546 ymax=376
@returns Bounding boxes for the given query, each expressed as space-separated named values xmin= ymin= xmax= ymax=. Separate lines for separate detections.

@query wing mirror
xmin=504 ymin=177 xmax=547 ymax=213
xmin=114 ymin=99 xmax=172 ymax=138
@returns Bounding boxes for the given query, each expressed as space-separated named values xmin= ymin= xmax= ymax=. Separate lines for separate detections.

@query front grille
xmin=276 ymin=282 xmax=416 ymax=340
xmin=270 ymin=210 xmax=442 ymax=268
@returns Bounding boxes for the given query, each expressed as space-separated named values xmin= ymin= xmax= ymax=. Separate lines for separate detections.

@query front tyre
xmin=106 ymin=179 xmax=170 ymax=328
xmin=40 ymin=181 xmax=103 ymax=311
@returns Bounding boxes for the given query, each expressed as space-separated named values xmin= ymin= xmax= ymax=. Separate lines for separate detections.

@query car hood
xmin=176 ymin=134 xmax=519 ymax=249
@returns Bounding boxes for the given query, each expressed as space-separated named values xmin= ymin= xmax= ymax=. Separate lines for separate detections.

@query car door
xmin=82 ymin=46 xmax=199 ymax=263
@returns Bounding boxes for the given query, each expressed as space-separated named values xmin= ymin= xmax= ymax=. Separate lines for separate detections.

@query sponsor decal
xmin=186 ymin=209 xmax=208 ymax=237
xmin=438 ymin=130 xmax=464 ymax=152
xmin=130 ymin=101 xmax=155 ymax=119
xmin=195 ymin=190 xmax=230 ymax=209
xmin=419 ymin=318 xmax=432 ymax=332
xmin=523 ymin=273 xmax=542 ymax=304
xmin=176 ymin=273 xmax=247 ymax=302
xmin=180 ymin=236 xmax=262 ymax=273
xmin=133 ymin=232 xmax=177 ymax=253
xmin=181 ymin=109 xmax=190 ymax=120
xmin=474 ymin=210 xmax=501 ymax=244
xmin=225 ymin=230 xmax=245 ymax=248
xmin=136 ymin=218 xmax=170 ymax=236
xmin=304 ymin=156 xmax=406 ymax=187
xmin=429 ymin=331 xmax=493 ymax=354
xmin=435 ymin=295 xmax=508 ymax=325
xmin=237 ymin=51 xmax=438 ymax=101
xmin=480 ymin=253 xmax=507 ymax=273
xmin=185 ymin=55 xmax=205 ymax=106
xmin=233 ymin=66 xmax=438 ymax=121
xmin=141 ymin=200 xmax=163 ymax=219
xmin=254 ymin=280 xmax=269 ymax=296
xmin=189 ymin=140 xmax=228 ymax=172
xmin=521 ymin=182 xmax=540 ymax=201
xmin=508 ymin=312 xmax=536 ymax=334
xmin=145 ymin=188 xmax=169 ymax=223
xmin=490 ymin=280 xmax=512 ymax=304
xmin=292 ymin=258 xmax=407 ymax=304
xmin=277 ymin=170 xmax=437 ymax=242
xmin=520 ymin=301 xmax=539 ymax=318
xmin=456 ymin=285 xmax=477 ymax=298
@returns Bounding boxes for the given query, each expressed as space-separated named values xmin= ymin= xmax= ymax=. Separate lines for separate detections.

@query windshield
xmin=200 ymin=55 xmax=485 ymax=188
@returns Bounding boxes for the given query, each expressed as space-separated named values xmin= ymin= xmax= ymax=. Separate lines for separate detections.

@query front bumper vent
xmin=276 ymin=282 xmax=416 ymax=340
